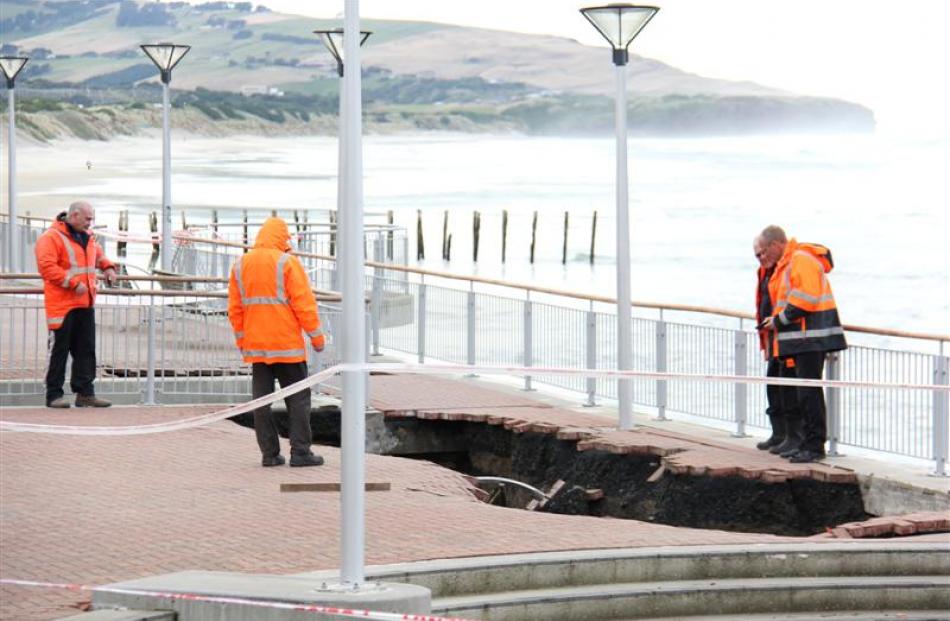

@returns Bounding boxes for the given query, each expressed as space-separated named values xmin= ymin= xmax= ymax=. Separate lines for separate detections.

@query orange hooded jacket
xmin=35 ymin=216 xmax=115 ymax=330
xmin=227 ymin=218 xmax=325 ymax=364
xmin=768 ymin=238 xmax=847 ymax=357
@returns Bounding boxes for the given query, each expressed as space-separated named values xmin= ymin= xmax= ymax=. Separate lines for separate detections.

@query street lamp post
xmin=1 ymin=55 xmax=29 ymax=272
xmin=580 ymin=4 xmax=658 ymax=430
xmin=141 ymin=43 xmax=190 ymax=271
xmin=314 ymin=28 xmax=371 ymax=303
xmin=317 ymin=6 xmax=370 ymax=586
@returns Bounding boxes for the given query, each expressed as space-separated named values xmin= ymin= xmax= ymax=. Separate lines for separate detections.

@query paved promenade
xmin=2 ymin=375 xmax=946 ymax=620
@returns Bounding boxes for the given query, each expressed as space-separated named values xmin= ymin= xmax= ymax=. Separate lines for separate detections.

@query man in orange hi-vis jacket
xmin=35 ymin=201 xmax=117 ymax=409
xmin=758 ymin=225 xmax=847 ymax=464
xmin=753 ymin=232 xmax=799 ymax=454
xmin=228 ymin=217 xmax=326 ymax=468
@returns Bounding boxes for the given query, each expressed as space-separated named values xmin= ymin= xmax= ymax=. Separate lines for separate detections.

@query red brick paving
xmin=1 ymin=405 xmax=790 ymax=620
xmin=2 ymin=375 xmax=945 ymax=620
xmin=815 ymin=512 xmax=950 ymax=539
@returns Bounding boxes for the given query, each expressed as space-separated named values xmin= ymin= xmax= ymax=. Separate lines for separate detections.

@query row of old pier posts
xmin=416 ymin=209 xmax=600 ymax=264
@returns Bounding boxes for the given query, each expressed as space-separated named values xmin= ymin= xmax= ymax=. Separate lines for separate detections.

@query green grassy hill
xmin=1 ymin=0 xmax=876 ymax=137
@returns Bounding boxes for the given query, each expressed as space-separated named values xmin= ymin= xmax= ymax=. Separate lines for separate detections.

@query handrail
xmin=0 ymin=278 xmax=342 ymax=302
xmin=7 ymin=233 xmax=947 ymax=343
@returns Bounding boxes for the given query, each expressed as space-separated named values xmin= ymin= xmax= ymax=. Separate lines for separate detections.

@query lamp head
xmin=313 ymin=28 xmax=372 ymax=77
xmin=0 ymin=56 xmax=29 ymax=88
xmin=141 ymin=43 xmax=191 ymax=84
xmin=580 ymin=4 xmax=659 ymax=65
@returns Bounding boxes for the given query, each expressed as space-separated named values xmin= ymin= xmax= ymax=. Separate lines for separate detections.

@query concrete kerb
xmin=433 ymin=576 xmax=950 ymax=620
xmin=84 ymin=544 xmax=949 ymax=621
xmin=293 ymin=542 xmax=950 ymax=599
xmin=90 ymin=571 xmax=431 ymax=621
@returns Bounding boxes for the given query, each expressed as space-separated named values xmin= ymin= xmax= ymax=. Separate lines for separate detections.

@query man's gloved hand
xmin=75 ymin=282 xmax=89 ymax=296
xmin=103 ymin=267 xmax=118 ymax=286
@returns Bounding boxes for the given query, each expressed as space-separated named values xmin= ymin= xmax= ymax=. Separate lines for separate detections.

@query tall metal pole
xmin=340 ymin=0 xmax=366 ymax=586
xmin=614 ymin=62 xmax=634 ymax=430
xmin=161 ymin=80 xmax=172 ymax=271
xmin=7 ymin=86 xmax=18 ymax=272
xmin=336 ymin=77 xmax=347 ymax=342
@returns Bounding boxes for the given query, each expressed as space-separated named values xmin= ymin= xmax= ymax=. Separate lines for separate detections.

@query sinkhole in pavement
xmin=230 ymin=407 xmax=870 ymax=537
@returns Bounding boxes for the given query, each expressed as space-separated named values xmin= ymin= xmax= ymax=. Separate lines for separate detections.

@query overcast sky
xmin=257 ymin=0 xmax=950 ymax=133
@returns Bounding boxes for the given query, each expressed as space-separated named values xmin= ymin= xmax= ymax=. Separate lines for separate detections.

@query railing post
xmin=584 ymin=304 xmax=597 ymax=407
xmin=370 ymin=237 xmax=383 ymax=356
xmin=416 ymin=278 xmax=426 ymax=364
xmin=523 ymin=292 xmax=534 ymax=392
xmin=655 ymin=314 xmax=668 ymax=421
xmin=144 ymin=295 xmax=157 ymax=405
xmin=732 ymin=327 xmax=748 ymax=437
xmin=826 ymin=352 xmax=842 ymax=456
xmin=466 ymin=282 xmax=476 ymax=373
xmin=932 ymin=354 xmax=949 ymax=477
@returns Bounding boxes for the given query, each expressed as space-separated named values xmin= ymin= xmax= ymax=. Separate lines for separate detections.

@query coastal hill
xmin=1 ymin=0 xmax=875 ymax=139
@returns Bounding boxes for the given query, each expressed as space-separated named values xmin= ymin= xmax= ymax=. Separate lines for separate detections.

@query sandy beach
xmin=5 ymin=133 xmax=165 ymax=220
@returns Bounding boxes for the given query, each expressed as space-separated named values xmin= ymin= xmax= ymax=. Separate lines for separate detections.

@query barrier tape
xmin=0 ymin=578 xmax=474 ymax=621
xmin=2 ymin=361 xmax=947 ymax=436
xmin=0 ymin=365 xmax=340 ymax=435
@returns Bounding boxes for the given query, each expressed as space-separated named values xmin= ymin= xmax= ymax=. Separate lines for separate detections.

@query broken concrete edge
xmin=373 ymin=405 xmax=862 ymax=486
xmin=90 ymin=572 xmax=430 ymax=620
xmin=857 ymin=472 xmax=950 ymax=515
xmin=825 ymin=510 xmax=950 ymax=539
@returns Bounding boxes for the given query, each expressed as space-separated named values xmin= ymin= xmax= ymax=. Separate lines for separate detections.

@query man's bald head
xmin=66 ymin=201 xmax=95 ymax=233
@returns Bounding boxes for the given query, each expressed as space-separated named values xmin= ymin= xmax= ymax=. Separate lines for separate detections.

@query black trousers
xmin=766 ymin=357 xmax=799 ymax=426
xmin=251 ymin=361 xmax=313 ymax=458
xmin=45 ymin=307 xmax=97 ymax=403
xmin=792 ymin=351 xmax=827 ymax=452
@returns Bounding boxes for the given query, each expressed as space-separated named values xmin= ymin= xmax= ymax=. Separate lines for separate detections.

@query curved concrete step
xmin=431 ymin=575 xmax=950 ymax=621
xmin=330 ymin=543 xmax=949 ymax=599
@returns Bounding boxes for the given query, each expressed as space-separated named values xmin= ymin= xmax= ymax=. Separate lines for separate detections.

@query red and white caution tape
xmin=0 ymin=578 xmax=475 ymax=621
xmin=2 ymin=361 xmax=947 ymax=436
xmin=0 ymin=365 xmax=340 ymax=435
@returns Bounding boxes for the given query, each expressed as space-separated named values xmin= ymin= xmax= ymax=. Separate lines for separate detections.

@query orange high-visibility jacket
xmin=768 ymin=238 xmax=847 ymax=357
xmin=35 ymin=218 xmax=115 ymax=330
xmin=228 ymin=218 xmax=325 ymax=364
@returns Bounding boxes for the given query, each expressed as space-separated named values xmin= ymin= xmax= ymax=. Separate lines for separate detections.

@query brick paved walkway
xmin=2 ymin=376 xmax=945 ymax=620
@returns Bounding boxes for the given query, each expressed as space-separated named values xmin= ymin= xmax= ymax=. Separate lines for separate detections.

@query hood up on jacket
xmin=795 ymin=240 xmax=835 ymax=274
xmin=254 ymin=217 xmax=292 ymax=252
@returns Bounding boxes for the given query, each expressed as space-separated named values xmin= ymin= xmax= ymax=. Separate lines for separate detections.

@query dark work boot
xmin=756 ymin=414 xmax=786 ymax=450
xmin=771 ymin=418 xmax=802 ymax=456
xmin=261 ymin=454 xmax=286 ymax=467
xmin=790 ymin=448 xmax=826 ymax=463
xmin=290 ymin=452 xmax=325 ymax=468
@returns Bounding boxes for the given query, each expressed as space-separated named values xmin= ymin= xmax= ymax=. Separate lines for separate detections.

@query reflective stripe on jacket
xmin=768 ymin=238 xmax=847 ymax=356
xmin=227 ymin=217 xmax=325 ymax=364
xmin=35 ymin=220 xmax=114 ymax=330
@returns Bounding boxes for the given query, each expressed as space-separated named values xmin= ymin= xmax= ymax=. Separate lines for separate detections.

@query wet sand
xmin=5 ymin=134 xmax=163 ymax=220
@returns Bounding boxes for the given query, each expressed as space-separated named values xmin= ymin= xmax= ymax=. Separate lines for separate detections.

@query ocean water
xmin=26 ymin=131 xmax=950 ymax=339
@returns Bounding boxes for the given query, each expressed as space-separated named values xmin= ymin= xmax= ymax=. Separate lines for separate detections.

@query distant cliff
xmin=3 ymin=0 xmax=875 ymax=139
xmin=8 ymin=89 xmax=875 ymax=143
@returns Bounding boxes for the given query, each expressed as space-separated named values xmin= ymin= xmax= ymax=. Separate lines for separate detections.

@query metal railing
xmin=2 ymin=220 xmax=947 ymax=474
xmin=357 ymin=264 xmax=948 ymax=474
xmin=0 ymin=282 xmax=345 ymax=405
